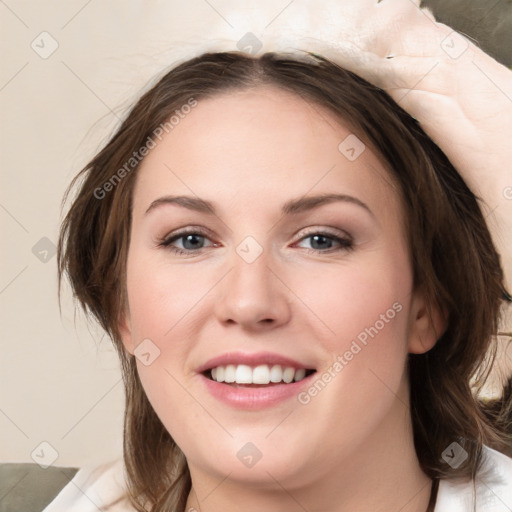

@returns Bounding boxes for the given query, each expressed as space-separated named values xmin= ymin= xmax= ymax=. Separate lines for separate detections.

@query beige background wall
xmin=0 ymin=0 xmax=230 ymax=468
xmin=1 ymin=0 xmax=511 ymax=468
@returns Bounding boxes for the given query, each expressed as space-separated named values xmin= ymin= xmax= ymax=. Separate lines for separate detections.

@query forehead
xmin=132 ymin=85 xmax=401 ymax=221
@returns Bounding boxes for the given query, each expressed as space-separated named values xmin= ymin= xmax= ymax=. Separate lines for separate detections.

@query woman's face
xmin=120 ymin=85 xmax=437 ymax=489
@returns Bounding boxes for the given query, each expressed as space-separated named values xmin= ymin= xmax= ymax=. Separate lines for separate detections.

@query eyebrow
xmin=144 ymin=193 xmax=374 ymax=218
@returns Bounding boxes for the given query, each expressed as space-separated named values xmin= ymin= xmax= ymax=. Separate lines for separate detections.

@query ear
xmin=118 ymin=307 xmax=135 ymax=356
xmin=408 ymin=288 xmax=447 ymax=354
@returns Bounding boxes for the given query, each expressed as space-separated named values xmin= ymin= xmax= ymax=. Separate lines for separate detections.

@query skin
xmin=119 ymin=85 xmax=445 ymax=512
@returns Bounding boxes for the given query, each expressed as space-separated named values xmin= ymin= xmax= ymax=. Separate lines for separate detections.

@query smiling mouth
xmin=203 ymin=364 xmax=316 ymax=387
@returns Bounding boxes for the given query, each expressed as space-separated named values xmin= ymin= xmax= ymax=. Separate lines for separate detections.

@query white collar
xmin=435 ymin=446 xmax=512 ymax=511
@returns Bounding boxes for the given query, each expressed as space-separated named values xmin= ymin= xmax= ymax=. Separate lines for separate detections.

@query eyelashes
xmin=158 ymin=229 xmax=218 ymax=255
xmin=157 ymin=227 xmax=354 ymax=257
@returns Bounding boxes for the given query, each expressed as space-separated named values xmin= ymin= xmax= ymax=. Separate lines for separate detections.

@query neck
xmin=185 ymin=382 xmax=433 ymax=512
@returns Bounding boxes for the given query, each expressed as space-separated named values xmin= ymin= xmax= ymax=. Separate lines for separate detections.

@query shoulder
xmin=41 ymin=457 xmax=135 ymax=512
xmin=435 ymin=445 xmax=512 ymax=512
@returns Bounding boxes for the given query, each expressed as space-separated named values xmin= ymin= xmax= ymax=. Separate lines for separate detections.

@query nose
xmin=214 ymin=244 xmax=292 ymax=331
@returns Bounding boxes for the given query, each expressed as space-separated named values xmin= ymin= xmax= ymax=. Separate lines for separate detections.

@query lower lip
xmin=199 ymin=372 xmax=316 ymax=410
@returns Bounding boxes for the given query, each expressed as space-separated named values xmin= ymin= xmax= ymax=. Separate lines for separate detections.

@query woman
xmin=38 ymin=0 xmax=512 ymax=510
xmin=49 ymin=45 xmax=512 ymax=511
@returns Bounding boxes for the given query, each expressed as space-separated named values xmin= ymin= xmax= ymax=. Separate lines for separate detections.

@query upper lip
xmin=196 ymin=351 xmax=316 ymax=374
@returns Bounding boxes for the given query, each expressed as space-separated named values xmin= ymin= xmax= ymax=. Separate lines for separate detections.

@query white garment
xmin=435 ymin=446 xmax=512 ymax=512
xmin=41 ymin=456 xmax=132 ymax=512
xmin=42 ymin=445 xmax=512 ymax=511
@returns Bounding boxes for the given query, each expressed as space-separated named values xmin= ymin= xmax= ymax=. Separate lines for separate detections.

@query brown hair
xmin=57 ymin=51 xmax=511 ymax=511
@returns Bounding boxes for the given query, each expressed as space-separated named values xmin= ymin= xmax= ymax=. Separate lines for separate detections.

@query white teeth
xmin=235 ymin=364 xmax=253 ymax=384
xmin=209 ymin=364 xmax=310 ymax=384
xmin=282 ymin=367 xmax=295 ymax=383
xmin=269 ymin=365 xmax=283 ymax=383
xmin=294 ymin=368 xmax=306 ymax=382
xmin=252 ymin=365 xmax=270 ymax=384
xmin=224 ymin=364 xmax=236 ymax=383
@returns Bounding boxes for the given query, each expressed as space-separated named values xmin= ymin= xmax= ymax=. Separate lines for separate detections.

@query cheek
xmin=304 ymin=255 xmax=411 ymax=354
xmin=300 ymin=249 xmax=413 ymax=419
xmin=125 ymin=251 xmax=206 ymax=341
xmin=125 ymin=259 xmax=200 ymax=440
